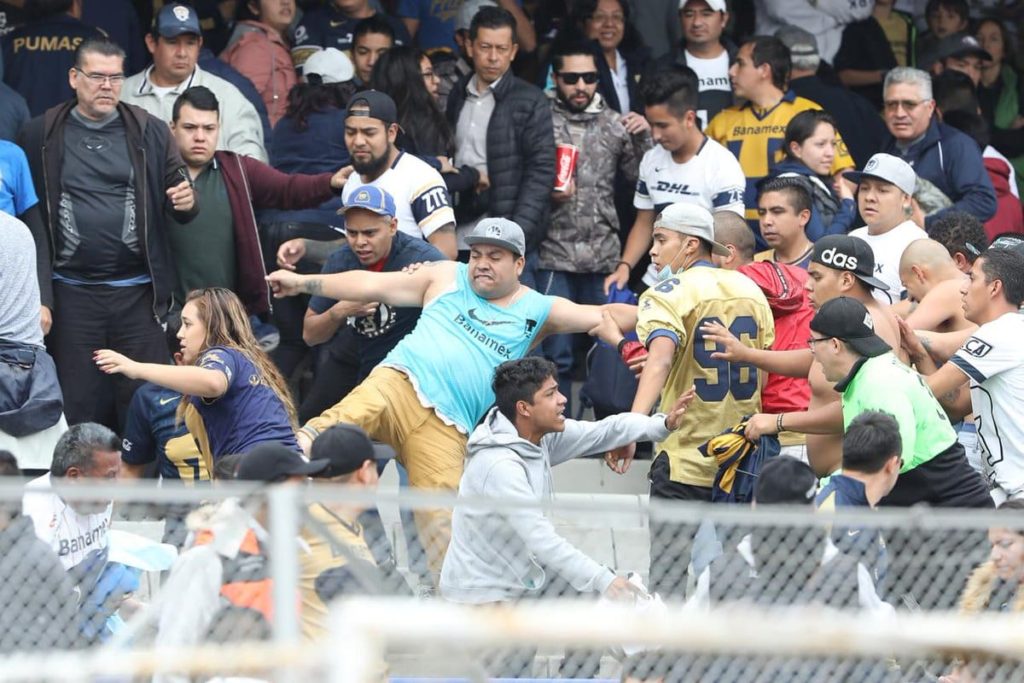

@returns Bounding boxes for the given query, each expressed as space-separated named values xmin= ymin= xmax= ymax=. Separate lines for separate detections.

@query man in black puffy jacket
xmin=446 ymin=5 xmax=554 ymax=287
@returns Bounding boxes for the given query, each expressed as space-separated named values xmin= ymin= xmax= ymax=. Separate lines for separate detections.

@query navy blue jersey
xmin=192 ymin=346 xmax=298 ymax=456
xmin=291 ymin=7 xmax=410 ymax=66
xmin=2 ymin=15 xmax=104 ymax=115
xmin=308 ymin=231 xmax=445 ymax=379
xmin=816 ymin=474 xmax=889 ymax=593
xmin=122 ymin=382 xmax=208 ymax=481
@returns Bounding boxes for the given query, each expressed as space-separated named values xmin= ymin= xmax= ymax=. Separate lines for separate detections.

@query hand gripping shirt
xmin=636 ymin=264 xmax=775 ymax=487
xmin=950 ymin=312 xmax=1024 ymax=497
xmin=383 ymin=262 xmax=552 ymax=434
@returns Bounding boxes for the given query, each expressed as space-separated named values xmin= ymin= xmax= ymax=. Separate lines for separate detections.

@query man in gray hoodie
xmin=440 ymin=357 xmax=694 ymax=604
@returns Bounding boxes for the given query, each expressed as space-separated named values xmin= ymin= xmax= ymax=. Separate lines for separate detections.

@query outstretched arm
xmin=267 ymin=261 xmax=457 ymax=308
xmin=536 ymin=298 xmax=637 ymax=343
xmin=94 ymin=351 xmax=228 ymax=399
xmin=701 ymin=320 xmax=813 ymax=377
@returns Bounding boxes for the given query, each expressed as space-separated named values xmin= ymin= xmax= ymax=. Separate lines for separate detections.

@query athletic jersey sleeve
xmin=409 ymin=176 xmax=455 ymax=238
xmin=290 ymin=17 xmax=324 ymax=66
xmin=951 ymin=325 xmax=1015 ymax=384
xmin=636 ymin=282 xmax=692 ymax=350
xmin=704 ymin=109 xmax=730 ymax=148
xmin=121 ymin=388 xmax=156 ymax=465
xmin=197 ymin=347 xmax=240 ymax=394
xmin=633 ymin=150 xmax=655 ymax=210
xmin=709 ymin=147 xmax=746 ymax=215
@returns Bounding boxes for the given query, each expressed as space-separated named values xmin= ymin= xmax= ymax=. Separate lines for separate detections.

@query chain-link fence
xmin=0 ymin=478 xmax=1022 ymax=681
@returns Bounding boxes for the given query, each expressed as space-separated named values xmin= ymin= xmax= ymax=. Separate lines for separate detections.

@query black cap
xmin=811 ymin=235 xmax=890 ymax=292
xmin=810 ymin=296 xmax=892 ymax=358
xmin=344 ymin=90 xmax=398 ymax=125
xmin=235 ymin=442 xmax=329 ymax=483
xmin=753 ymin=456 xmax=818 ymax=505
xmin=311 ymin=424 xmax=394 ymax=479
xmin=930 ymin=32 xmax=993 ymax=65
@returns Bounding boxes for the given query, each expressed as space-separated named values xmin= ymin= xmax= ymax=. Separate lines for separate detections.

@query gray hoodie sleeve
xmin=483 ymin=457 xmax=617 ymax=595
xmin=545 ymin=413 xmax=672 ymax=467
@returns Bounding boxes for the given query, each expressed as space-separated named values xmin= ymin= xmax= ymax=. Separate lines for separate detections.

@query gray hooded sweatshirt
xmin=439 ymin=407 xmax=671 ymax=604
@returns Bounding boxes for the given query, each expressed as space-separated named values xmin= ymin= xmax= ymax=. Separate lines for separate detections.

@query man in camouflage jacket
xmin=537 ymin=43 xmax=652 ymax=411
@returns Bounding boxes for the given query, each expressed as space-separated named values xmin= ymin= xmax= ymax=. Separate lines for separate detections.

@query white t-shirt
xmin=685 ymin=50 xmax=731 ymax=129
xmin=22 ymin=473 xmax=112 ymax=572
xmin=342 ymin=152 xmax=455 ymax=241
xmin=849 ymin=220 xmax=927 ymax=305
xmin=950 ymin=312 xmax=1024 ymax=499
xmin=634 ymin=138 xmax=745 ymax=284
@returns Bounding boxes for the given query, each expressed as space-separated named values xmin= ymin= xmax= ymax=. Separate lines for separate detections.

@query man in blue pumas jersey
xmin=267 ymin=217 xmax=638 ymax=572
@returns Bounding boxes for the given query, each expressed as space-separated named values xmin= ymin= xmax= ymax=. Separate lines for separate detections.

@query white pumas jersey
xmin=950 ymin=312 xmax=1024 ymax=499
xmin=634 ymin=137 xmax=745 ymax=216
xmin=634 ymin=138 xmax=745 ymax=284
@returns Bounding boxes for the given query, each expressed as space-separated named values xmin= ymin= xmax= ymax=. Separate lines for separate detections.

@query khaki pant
xmin=308 ymin=367 xmax=467 ymax=573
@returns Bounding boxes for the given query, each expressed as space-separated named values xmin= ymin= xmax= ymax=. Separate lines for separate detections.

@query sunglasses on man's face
xmin=558 ymin=71 xmax=600 ymax=85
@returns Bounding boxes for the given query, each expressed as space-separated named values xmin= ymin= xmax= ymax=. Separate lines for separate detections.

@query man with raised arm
xmin=266 ymin=218 xmax=636 ymax=573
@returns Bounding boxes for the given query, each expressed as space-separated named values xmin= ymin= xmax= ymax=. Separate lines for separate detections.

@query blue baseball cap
xmin=343 ymin=185 xmax=396 ymax=218
xmin=154 ymin=3 xmax=201 ymax=38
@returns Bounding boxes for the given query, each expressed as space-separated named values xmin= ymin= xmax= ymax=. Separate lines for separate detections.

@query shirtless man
xmin=703 ymin=235 xmax=904 ymax=476
xmin=894 ymin=239 xmax=975 ymax=334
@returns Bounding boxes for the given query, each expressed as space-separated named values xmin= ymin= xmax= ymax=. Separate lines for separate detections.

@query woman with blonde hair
xmin=939 ymin=500 xmax=1024 ymax=682
xmin=94 ymin=288 xmax=298 ymax=472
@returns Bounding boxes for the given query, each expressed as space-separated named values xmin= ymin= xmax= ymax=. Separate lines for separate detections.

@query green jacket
xmin=836 ymin=352 xmax=956 ymax=472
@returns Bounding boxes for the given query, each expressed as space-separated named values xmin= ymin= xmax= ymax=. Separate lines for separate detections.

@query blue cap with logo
xmin=154 ymin=3 xmax=201 ymax=38
xmin=343 ymin=185 xmax=396 ymax=218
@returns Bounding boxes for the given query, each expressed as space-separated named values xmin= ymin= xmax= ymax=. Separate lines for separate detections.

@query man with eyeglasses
xmin=1 ymin=0 xmax=103 ymax=116
xmin=18 ymin=36 xmax=197 ymax=433
xmin=538 ymin=42 xmax=650 ymax=413
xmin=880 ymin=67 xmax=996 ymax=229
xmin=446 ymin=5 xmax=554 ymax=285
xmin=806 ymin=296 xmax=991 ymax=509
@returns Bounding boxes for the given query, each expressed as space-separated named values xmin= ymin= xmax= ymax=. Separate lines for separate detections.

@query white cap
xmin=653 ymin=203 xmax=730 ymax=256
xmin=679 ymin=0 xmax=727 ymax=12
xmin=302 ymin=48 xmax=354 ymax=84
xmin=845 ymin=153 xmax=918 ymax=197
xmin=456 ymin=0 xmax=499 ymax=32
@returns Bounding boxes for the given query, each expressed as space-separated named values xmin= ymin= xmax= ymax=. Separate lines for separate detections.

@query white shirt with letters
xmin=22 ymin=473 xmax=112 ymax=572
xmin=849 ymin=220 xmax=927 ymax=305
xmin=950 ymin=312 xmax=1024 ymax=499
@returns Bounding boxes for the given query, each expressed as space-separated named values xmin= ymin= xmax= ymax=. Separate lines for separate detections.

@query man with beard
xmin=277 ymin=90 xmax=456 ymax=262
xmin=538 ymin=43 xmax=650 ymax=412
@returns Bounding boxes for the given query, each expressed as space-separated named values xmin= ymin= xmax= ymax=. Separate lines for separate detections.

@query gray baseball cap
xmin=653 ymin=203 xmax=730 ymax=256
xmin=465 ymin=218 xmax=526 ymax=257
xmin=456 ymin=0 xmax=498 ymax=32
xmin=845 ymin=153 xmax=918 ymax=196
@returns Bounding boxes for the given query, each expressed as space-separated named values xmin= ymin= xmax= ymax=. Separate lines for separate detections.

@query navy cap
xmin=154 ymin=3 xmax=201 ymax=38
xmin=345 ymin=90 xmax=398 ymax=125
xmin=343 ymin=185 xmax=397 ymax=217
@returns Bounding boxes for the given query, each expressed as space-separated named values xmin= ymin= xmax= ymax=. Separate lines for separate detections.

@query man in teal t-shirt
xmin=808 ymin=297 xmax=992 ymax=508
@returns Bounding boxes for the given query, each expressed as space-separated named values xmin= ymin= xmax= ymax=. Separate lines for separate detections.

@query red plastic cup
xmin=554 ymin=143 xmax=579 ymax=192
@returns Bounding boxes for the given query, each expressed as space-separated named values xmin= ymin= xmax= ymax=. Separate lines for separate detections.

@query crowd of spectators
xmin=1 ymin=0 xmax=1024 ymax=677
